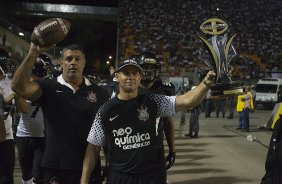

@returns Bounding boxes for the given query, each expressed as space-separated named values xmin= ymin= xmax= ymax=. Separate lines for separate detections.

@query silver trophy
xmin=199 ymin=18 xmax=243 ymax=97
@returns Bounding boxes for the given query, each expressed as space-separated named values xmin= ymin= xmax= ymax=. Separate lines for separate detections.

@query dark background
xmin=0 ymin=0 xmax=119 ymax=74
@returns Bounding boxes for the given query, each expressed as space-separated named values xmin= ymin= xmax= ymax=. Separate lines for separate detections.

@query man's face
xmin=60 ymin=50 xmax=85 ymax=80
xmin=116 ymin=66 xmax=141 ymax=93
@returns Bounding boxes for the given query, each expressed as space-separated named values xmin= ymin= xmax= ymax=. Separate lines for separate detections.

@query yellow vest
xmin=236 ymin=95 xmax=245 ymax=112
xmin=247 ymin=91 xmax=254 ymax=110
xmin=236 ymin=92 xmax=254 ymax=112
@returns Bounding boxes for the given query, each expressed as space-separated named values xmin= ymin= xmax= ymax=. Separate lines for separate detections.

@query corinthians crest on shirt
xmin=87 ymin=91 xmax=97 ymax=103
xmin=137 ymin=105 xmax=149 ymax=121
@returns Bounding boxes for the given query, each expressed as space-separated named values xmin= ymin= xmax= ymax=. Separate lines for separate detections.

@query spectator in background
xmin=103 ymin=66 xmax=119 ymax=99
xmin=0 ymin=92 xmax=26 ymax=184
xmin=137 ymin=52 xmax=176 ymax=174
xmin=241 ymin=86 xmax=254 ymax=132
xmin=15 ymin=60 xmax=50 ymax=184
xmin=0 ymin=59 xmax=27 ymax=184
xmin=176 ymin=87 xmax=183 ymax=95
xmin=205 ymin=89 xmax=213 ymax=118
xmin=215 ymin=98 xmax=226 ymax=118
xmin=227 ymin=96 xmax=235 ymax=119
xmin=185 ymin=86 xmax=201 ymax=138
xmin=251 ymin=85 xmax=256 ymax=108
xmin=236 ymin=93 xmax=245 ymax=130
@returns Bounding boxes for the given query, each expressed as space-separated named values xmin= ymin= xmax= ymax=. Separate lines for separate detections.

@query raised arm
xmin=11 ymin=43 xmax=50 ymax=101
xmin=175 ymin=71 xmax=216 ymax=112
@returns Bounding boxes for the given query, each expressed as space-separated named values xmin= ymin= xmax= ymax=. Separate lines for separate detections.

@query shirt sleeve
xmin=149 ymin=93 xmax=176 ymax=117
xmin=87 ymin=106 xmax=106 ymax=146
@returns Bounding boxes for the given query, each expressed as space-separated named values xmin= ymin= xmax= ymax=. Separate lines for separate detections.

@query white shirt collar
xmin=57 ymin=74 xmax=91 ymax=93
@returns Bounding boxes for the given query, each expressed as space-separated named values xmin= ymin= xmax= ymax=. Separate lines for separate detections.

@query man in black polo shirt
xmin=80 ymin=58 xmax=216 ymax=184
xmin=12 ymin=43 xmax=109 ymax=184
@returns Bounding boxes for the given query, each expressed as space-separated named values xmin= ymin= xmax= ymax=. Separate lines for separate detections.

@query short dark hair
xmin=60 ymin=44 xmax=85 ymax=58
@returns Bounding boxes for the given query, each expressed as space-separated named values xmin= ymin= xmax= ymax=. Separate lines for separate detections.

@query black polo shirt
xmin=36 ymin=76 xmax=108 ymax=170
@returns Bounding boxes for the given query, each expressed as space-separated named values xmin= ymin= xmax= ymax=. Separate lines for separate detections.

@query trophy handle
xmin=228 ymin=45 xmax=237 ymax=65
xmin=198 ymin=48 xmax=213 ymax=69
xmin=199 ymin=35 xmax=220 ymax=82
xmin=224 ymin=34 xmax=236 ymax=65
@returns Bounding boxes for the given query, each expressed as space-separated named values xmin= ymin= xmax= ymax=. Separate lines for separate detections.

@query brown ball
xmin=31 ymin=18 xmax=71 ymax=47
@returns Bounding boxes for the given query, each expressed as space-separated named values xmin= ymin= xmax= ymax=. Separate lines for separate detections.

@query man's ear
xmin=115 ymin=73 xmax=119 ymax=79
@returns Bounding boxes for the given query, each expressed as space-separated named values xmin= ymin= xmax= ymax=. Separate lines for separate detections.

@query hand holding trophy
xmin=198 ymin=18 xmax=243 ymax=98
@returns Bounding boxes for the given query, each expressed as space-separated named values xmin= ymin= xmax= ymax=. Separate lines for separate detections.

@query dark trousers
xmin=107 ymin=168 xmax=166 ymax=184
xmin=16 ymin=136 xmax=45 ymax=183
xmin=43 ymin=157 xmax=102 ymax=184
xmin=0 ymin=139 xmax=15 ymax=184
xmin=189 ymin=108 xmax=201 ymax=134
xmin=205 ymin=99 xmax=213 ymax=117
xmin=215 ymin=99 xmax=226 ymax=116
xmin=242 ymin=108 xmax=250 ymax=130
xmin=227 ymin=96 xmax=234 ymax=116
xmin=238 ymin=112 xmax=243 ymax=128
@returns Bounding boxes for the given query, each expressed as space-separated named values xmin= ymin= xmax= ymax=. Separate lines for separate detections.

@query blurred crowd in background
xmin=118 ymin=0 xmax=281 ymax=85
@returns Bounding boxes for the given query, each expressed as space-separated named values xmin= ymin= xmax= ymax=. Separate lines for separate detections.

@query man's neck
xmin=118 ymin=91 xmax=138 ymax=100
xmin=63 ymin=75 xmax=83 ymax=90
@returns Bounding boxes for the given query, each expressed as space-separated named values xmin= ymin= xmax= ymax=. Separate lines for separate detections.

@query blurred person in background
xmin=205 ymin=89 xmax=213 ymax=117
xmin=137 ymin=52 xmax=176 ymax=175
xmin=215 ymin=98 xmax=226 ymax=118
xmin=185 ymin=86 xmax=202 ymax=138
xmin=236 ymin=93 xmax=245 ymax=130
xmin=0 ymin=59 xmax=27 ymax=184
xmin=250 ymin=85 xmax=256 ymax=108
xmin=227 ymin=96 xmax=235 ymax=119
xmin=15 ymin=56 xmax=51 ymax=184
xmin=240 ymin=86 xmax=254 ymax=132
